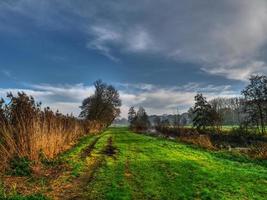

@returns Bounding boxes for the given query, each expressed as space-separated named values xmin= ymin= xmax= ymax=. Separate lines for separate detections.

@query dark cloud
xmin=83 ymin=0 xmax=267 ymax=80
xmin=1 ymin=0 xmax=267 ymax=80
xmin=0 ymin=0 xmax=265 ymax=116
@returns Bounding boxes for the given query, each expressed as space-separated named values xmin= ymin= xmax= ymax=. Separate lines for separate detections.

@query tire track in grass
xmin=81 ymin=136 xmax=102 ymax=159
xmin=61 ymin=133 xmax=116 ymax=200
xmin=84 ymin=133 xmax=135 ymax=200
xmin=47 ymin=132 xmax=110 ymax=200
xmin=85 ymin=129 xmax=141 ymax=200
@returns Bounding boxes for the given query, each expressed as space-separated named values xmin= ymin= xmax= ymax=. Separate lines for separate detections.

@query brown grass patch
xmin=178 ymin=134 xmax=215 ymax=150
xmin=124 ymin=158 xmax=132 ymax=178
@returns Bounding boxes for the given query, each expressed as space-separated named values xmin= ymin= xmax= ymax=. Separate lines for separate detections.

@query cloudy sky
xmin=0 ymin=0 xmax=266 ymax=117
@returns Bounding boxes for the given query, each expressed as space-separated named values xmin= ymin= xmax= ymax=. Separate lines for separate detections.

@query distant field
xmin=1 ymin=127 xmax=267 ymax=199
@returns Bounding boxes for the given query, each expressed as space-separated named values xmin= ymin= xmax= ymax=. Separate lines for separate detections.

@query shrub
xmin=178 ymin=134 xmax=214 ymax=149
xmin=248 ymin=143 xmax=267 ymax=159
xmin=8 ymin=156 xmax=32 ymax=176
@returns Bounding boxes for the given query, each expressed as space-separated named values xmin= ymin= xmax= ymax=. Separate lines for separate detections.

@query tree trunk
xmin=257 ymin=103 xmax=265 ymax=134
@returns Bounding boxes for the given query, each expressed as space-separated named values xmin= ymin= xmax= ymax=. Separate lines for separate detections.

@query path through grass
xmin=84 ymin=127 xmax=267 ymax=200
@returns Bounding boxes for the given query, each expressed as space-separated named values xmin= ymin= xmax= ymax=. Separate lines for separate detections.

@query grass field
xmin=1 ymin=127 xmax=267 ymax=199
xmin=69 ymin=128 xmax=267 ymax=199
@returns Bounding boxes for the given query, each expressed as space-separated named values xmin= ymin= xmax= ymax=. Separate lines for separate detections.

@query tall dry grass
xmin=0 ymin=92 xmax=99 ymax=172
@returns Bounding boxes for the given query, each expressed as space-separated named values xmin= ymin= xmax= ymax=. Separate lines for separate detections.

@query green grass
xmin=60 ymin=130 xmax=111 ymax=177
xmin=60 ymin=134 xmax=97 ymax=177
xmin=84 ymin=127 xmax=267 ymax=200
xmin=0 ymin=183 xmax=47 ymax=200
xmin=1 ymin=128 xmax=267 ymax=199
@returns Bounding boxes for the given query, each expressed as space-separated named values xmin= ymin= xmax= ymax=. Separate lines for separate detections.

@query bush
xmin=8 ymin=156 xmax=32 ymax=176
xmin=179 ymin=134 xmax=214 ymax=149
xmin=248 ymin=143 xmax=267 ymax=159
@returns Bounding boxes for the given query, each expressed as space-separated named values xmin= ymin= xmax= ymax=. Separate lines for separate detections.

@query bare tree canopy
xmin=242 ymin=75 xmax=267 ymax=134
xmin=128 ymin=107 xmax=150 ymax=131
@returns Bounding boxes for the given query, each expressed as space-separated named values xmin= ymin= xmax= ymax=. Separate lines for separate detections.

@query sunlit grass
xmin=85 ymin=127 xmax=267 ymax=200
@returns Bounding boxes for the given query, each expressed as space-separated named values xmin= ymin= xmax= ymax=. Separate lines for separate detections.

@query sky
xmin=0 ymin=0 xmax=267 ymax=118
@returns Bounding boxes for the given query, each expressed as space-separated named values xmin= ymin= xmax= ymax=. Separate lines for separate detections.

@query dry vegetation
xmin=0 ymin=92 xmax=102 ymax=173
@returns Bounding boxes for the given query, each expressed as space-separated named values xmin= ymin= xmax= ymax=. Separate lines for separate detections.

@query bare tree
xmin=128 ymin=107 xmax=150 ymax=131
xmin=242 ymin=75 xmax=267 ymax=134
xmin=128 ymin=106 xmax=136 ymax=129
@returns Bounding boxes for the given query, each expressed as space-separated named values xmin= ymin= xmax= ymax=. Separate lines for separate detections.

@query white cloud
xmin=126 ymin=28 xmax=155 ymax=52
xmin=0 ymin=84 xmax=94 ymax=116
xmin=0 ymin=82 xmax=239 ymax=118
xmin=119 ymin=83 xmax=238 ymax=117
xmin=204 ymin=61 xmax=267 ymax=81
xmin=84 ymin=0 xmax=267 ymax=81
xmin=87 ymin=25 xmax=121 ymax=61
xmin=48 ymin=102 xmax=81 ymax=116
xmin=86 ymin=24 xmax=156 ymax=60
xmin=117 ymin=83 xmax=155 ymax=91
xmin=30 ymin=83 xmax=95 ymax=101
xmin=0 ymin=88 xmax=52 ymax=100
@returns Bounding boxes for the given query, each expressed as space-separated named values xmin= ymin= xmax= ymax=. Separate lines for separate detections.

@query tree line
xmin=128 ymin=75 xmax=267 ymax=135
xmin=190 ymin=75 xmax=267 ymax=134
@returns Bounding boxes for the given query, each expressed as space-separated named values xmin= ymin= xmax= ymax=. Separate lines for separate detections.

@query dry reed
xmin=0 ymin=92 xmax=101 ymax=172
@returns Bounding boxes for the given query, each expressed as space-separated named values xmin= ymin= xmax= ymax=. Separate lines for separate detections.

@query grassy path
xmin=82 ymin=127 xmax=267 ymax=200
